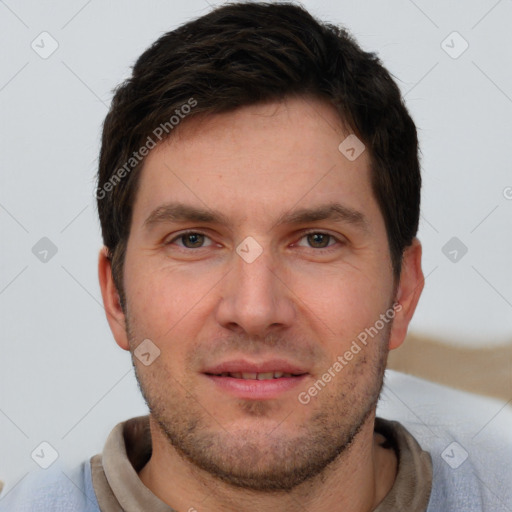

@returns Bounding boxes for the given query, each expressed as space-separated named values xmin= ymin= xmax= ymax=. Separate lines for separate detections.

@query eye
xmin=168 ymin=231 xmax=213 ymax=249
xmin=296 ymin=232 xmax=339 ymax=249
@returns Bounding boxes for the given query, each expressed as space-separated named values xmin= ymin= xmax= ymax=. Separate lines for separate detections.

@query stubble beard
xmin=127 ymin=319 xmax=390 ymax=492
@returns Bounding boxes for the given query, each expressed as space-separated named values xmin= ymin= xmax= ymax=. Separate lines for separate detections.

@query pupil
xmin=184 ymin=233 xmax=203 ymax=247
xmin=308 ymin=233 xmax=328 ymax=248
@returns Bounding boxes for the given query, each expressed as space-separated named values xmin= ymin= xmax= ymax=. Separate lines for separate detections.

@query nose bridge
xmin=237 ymin=249 xmax=277 ymax=301
xmin=233 ymin=245 xmax=279 ymax=311
xmin=216 ymin=242 xmax=295 ymax=334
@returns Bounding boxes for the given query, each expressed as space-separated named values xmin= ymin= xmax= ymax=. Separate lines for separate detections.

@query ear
xmin=98 ymin=247 xmax=130 ymax=351
xmin=388 ymin=238 xmax=424 ymax=351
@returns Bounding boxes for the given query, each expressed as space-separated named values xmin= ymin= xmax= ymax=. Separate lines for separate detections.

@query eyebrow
xmin=143 ymin=201 xmax=369 ymax=233
xmin=274 ymin=203 xmax=369 ymax=232
xmin=143 ymin=203 xmax=230 ymax=229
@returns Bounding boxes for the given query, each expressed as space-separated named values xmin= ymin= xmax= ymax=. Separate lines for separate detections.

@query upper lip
xmin=203 ymin=359 xmax=308 ymax=375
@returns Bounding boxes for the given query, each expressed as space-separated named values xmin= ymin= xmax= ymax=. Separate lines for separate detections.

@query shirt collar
xmin=91 ymin=415 xmax=432 ymax=512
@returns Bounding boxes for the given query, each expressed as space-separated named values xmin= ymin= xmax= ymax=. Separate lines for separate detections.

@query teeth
xmin=256 ymin=372 xmax=274 ymax=380
xmin=221 ymin=371 xmax=297 ymax=379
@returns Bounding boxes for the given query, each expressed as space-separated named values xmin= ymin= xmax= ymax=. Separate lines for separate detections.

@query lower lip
xmin=204 ymin=374 xmax=308 ymax=400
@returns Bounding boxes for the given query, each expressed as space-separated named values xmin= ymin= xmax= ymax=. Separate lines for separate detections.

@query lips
xmin=202 ymin=359 xmax=309 ymax=399
xmin=213 ymin=371 xmax=300 ymax=380
xmin=203 ymin=359 xmax=308 ymax=378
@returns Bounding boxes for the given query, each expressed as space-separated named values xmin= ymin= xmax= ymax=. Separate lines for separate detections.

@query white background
xmin=1 ymin=0 xmax=511 ymax=495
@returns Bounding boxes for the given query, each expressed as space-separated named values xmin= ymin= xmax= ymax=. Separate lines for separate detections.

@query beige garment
xmin=90 ymin=415 xmax=432 ymax=512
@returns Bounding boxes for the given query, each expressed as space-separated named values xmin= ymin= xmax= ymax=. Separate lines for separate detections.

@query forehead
xmin=131 ymin=97 xmax=380 ymax=230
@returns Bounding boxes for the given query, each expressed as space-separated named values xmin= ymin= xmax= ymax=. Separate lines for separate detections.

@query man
xmin=1 ymin=2 xmax=509 ymax=511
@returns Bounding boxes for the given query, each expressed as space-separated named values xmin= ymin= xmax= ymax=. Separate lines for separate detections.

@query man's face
xmin=116 ymin=98 xmax=404 ymax=490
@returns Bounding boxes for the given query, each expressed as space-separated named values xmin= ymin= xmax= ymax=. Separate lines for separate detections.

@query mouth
xmin=206 ymin=371 xmax=305 ymax=380
xmin=202 ymin=359 xmax=309 ymax=399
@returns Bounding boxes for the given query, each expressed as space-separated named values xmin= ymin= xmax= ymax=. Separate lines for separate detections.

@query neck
xmin=138 ymin=413 xmax=397 ymax=512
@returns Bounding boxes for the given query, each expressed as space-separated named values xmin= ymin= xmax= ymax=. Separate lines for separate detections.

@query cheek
xmin=290 ymin=265 xmax=392 ymax=333
xmin=123 ymin=261 xmax=218 ymax=341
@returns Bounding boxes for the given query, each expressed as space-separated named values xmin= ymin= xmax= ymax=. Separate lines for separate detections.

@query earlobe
xmin=388 ymin=238 xmax=424 ymax=351
xmin=98 ymin=247 xmax=130 ymax=351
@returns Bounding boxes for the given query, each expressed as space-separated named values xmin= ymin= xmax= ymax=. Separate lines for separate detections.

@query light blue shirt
xmin=1 ymin=429 xmax=508 ymax=511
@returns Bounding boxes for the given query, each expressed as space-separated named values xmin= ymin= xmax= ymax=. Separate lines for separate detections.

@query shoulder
xmin=0 ymin=459 xmax=100 ymax=512
xmin=378 ymin=370 xmax=512 ymax=511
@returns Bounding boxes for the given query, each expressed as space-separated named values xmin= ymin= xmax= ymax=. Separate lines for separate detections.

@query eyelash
xmin=165 ymin=230 xmax=344 ymax=251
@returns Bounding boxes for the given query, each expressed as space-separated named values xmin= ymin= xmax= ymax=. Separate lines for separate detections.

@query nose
xmin=215 ymin=248 xmax=296 ymax=337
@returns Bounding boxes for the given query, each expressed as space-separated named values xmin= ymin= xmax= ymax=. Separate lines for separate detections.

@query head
xmin=98 ymin=2 xmax=423 ymax=492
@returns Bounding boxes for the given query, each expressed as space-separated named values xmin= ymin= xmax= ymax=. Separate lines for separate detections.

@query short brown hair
xmin=97 ymin=1 xmax=421 ymax=307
